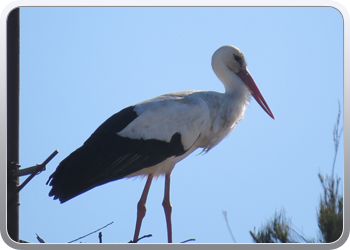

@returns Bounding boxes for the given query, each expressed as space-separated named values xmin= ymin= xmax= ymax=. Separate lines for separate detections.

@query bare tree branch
xmin=128 ymin=234 xmax=152 ymax=243
xmin=36 ymin=233 xmax=45 ymax=243
xmin=98 ymin=232 xmax=102 ymax=243
xmin=68 ymin=221 xmax=114 ymax=243
xmin=332 ymin=100 xmax=343 ymax=179
xmin=14 ymin=150 xmax=59 ymax=196
xmin=180 ymin=238 xmax=196 ymax=243
xmin=222 ymin=210 xmax=237 ymax=243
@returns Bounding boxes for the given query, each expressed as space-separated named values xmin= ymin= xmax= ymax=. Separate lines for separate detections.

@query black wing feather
xmin=47 ymin=105 xmax=187 ymax=203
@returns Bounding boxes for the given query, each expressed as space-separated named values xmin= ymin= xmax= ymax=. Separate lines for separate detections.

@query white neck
xmin=212 ymin=61 xmax=250 ymax=99
xmin=211 ymin=61 xmax=251 ymax=132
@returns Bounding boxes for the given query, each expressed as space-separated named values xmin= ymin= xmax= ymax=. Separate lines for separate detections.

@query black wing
xmin=47 ymin=106 xmax=187 ymax=203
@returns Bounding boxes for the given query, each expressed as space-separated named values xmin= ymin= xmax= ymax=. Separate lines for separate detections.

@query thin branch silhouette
xmin=128 ymin=234 xmax=152 ymax=243
xmin=180 ymin=238 xmax=196 ymax=243
xmin=68 ymin=221 xmax=114 ymax=243
xmin=98 ymin=232 xmax=102 ymax=243
xmin=36 ymin=233 xmax=45 ymax=243
xmin=222 ymin=210 xmax=237 ymax=243
xmin=332 ymin=100 xmax=343 ymax=179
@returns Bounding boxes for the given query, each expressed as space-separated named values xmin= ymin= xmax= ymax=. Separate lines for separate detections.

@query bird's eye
xmin=234 ymin=55 xmax=243 ymax=67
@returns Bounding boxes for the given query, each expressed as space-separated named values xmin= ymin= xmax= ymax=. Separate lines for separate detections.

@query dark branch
xmin=36 ymin=233 xmax=45 ymax=243
xmin=68 ymin=221 xmax=114 ymax=243
xmin=98 ymin=232 xmax=102 ymax=243
xmin=128 ymin=234 xmax=152 ymax=243
xmin=180 ymin=238 xmax=196 ymax=243
xmin=14 ymin=150 xmax=59 ymax=195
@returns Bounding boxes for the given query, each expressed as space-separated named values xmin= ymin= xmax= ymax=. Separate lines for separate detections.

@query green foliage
xmin=317 ymin=172 xmax=343 ymax=243
xmin=250 ymin=101 xmax=343 ymax=243
xmin=249 ymin=208 xmax=314 ymax=243
xmin=317 ymin=101 xmax=343 ymax=243
xmin=249 ymin=209 xmax=291 ymax=243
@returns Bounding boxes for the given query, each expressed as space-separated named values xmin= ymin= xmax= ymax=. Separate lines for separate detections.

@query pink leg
xmin=133 ymin=174 xmax=153 ymax=243
xmin=162 ymin=173 xmax=173 ymax=243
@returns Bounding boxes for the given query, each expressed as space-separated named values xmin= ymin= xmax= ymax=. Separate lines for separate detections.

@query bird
xmin=46 ymin=45 xmax=274 ymax=243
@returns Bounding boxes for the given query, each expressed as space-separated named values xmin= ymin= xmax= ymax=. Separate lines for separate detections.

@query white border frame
xmin=1 ymin=1 xmax=348 ymax=249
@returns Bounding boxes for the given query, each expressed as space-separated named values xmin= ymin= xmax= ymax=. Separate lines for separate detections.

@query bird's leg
xmin=133 ymin=174 xmax=153 ymax=243
xmin=162 ymin=173 xmax=172 ymax=243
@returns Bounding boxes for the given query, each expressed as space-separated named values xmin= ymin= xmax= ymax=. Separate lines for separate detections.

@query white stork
xmin=47 ymin=45 xmax=274 ymax=243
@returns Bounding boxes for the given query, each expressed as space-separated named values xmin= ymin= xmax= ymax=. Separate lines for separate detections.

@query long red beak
xmin=237 ymin=69 xmax=275 ymax=119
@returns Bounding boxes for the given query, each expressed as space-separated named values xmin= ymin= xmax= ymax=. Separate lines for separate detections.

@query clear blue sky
xmin=18 ymin=7 xmax=343 ymax=243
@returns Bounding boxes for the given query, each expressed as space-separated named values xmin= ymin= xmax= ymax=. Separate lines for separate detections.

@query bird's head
xmin=212 ymin=45 xmax=247 ymax=74
xmin=212 ymin=45 xmax=274 ymax=119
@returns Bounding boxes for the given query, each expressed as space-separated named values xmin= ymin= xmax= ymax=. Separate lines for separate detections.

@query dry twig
xmin=68 ymin=221 xmax=114 ymax=243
